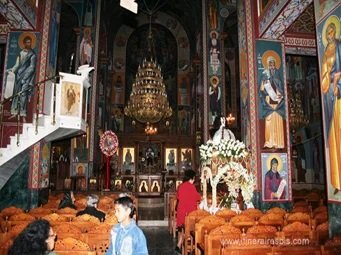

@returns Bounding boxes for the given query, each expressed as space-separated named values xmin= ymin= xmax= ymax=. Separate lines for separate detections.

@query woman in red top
xmin=175 ymin=169 xmax=201 ymax=254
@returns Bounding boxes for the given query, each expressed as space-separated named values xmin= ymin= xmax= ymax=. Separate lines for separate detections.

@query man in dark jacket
xmin=76 ymin=194 xmax=106 ymax=222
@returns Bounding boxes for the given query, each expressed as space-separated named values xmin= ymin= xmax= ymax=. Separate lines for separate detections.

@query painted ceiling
xmin=285 ymin=3 xmax=315 ymax=35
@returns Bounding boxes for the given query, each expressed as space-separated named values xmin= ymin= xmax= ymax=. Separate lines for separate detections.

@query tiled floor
xmin=141 ymin=226 xmax=178 ymax=255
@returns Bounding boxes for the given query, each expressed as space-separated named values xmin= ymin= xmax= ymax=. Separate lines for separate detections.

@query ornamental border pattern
xmin=262 ymin=0 xmax=313 ymax=39
xmin=245 ymin=0 xmax=258 ymax=182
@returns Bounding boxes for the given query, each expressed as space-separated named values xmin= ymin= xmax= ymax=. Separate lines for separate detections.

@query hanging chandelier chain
xmin=141 ymin=0 xmax=165 ymax=16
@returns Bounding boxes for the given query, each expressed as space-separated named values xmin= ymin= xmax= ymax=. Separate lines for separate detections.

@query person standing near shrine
xmin=175 ymin=170 xmax=201 ymax=254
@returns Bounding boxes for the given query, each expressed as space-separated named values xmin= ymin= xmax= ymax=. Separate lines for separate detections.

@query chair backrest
xmin=54 ymin=237 xmax=95 ymax=254
xmin=1 ymin=207 xmax=24 ymax=219
xmin=316 ymin=221 xmax=328 ymax=244
xmin=230 ymin=215 xmax=255 ymax=232
xmin=313 ymin=211 xmax=328 ymax=227
xmin=286 ymin=212 xmax=310 ymax=225
xmin=266 ymin=207 xmax=286 ymax=218
xmin=43 ymin=213 xmax=69 ymax=223
xmin=246 ymin=225 xmax=277 ymax=240
xmin=271 ymin=245 xmax=322 ymax=255
xmin=184 ymin=209 xmax=210 ymax=237
xmin=313 ymin=206 xmax=327 ymax=217
xmin=195 ymin=216 xmax=225 ymax=251
xmin=73 ymin=214 xmax=100 ymax=224
xmin=241 ymin=208 xmax=264 ymax=220
xmin=258 ymin=213 xmax=284 ymax=230
xmin=206 ymin=224 xmax=241 ymax=255
xmin=281 ymin=221 xmax=313 ymax=244
xmin=28 ymin=207 xmax=52 ymax=219
xmin=215 ymin=208 xmax=237 ymax=222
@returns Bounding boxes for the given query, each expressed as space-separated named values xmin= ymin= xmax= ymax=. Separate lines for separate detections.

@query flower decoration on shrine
xmin=199 ymin=117 xmax=255 ymax=210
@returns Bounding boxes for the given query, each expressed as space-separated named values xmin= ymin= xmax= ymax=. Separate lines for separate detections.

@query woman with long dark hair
xmin=8 ymin=219 xmax=57 ymax=255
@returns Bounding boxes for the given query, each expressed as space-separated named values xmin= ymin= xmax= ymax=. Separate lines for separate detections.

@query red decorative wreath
xmin=99 ymin=131 xmax=119 ymax=157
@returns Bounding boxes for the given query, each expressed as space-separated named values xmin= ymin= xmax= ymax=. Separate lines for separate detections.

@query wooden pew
xmin=194 ymin=215 xmax=225 ymax=255
xmin=205 ymin=224 xmax=241 ymax=255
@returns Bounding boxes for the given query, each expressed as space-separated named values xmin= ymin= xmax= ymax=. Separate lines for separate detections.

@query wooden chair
xmin=194 ymin=215 xmax=225 ymax=255
xmin=0 ymin=207 xmax=24 ymax=220
xmin=230 ymin=215 xmax=255 ymax=233
xmin=54 ymin=237 xmax=96 ymax=255
xmin=28 ymin=207 xmax=52 ymax=219
xmin=72 ymin=215 xmax=99 ymax=233
xmin=182 ymin=209 xmax=210 ymax=255
xmin=286 ymin=212 xmax=311 ymax=227
xmin=321 ymin=235 xmax=341 ymax=255
xmin=0 ymin=238 xmax=12 ymax=255
xmin=86 ymin=223 xmax=112 ymax=255
xmin=42 ymin=213 xmax=69 ymax=226
xmin=6 ymin=223 xmax=29 ymax=239
xmin=271 ymin=245 xmax=321 ymax=255
xmin=42 ymin=200 xmax=60 ymax=210
xmin=54 ymin=223 xmax=84 ymax=241
xmin=98 ymin=196 xmax=113 ymax=212
xmin=313 ymin=206 xmax=327 ymax=217
xmin=6 ymin=213 xmax=35 ymax=231
xmin=246 ymin=225 xmax=277 ymax=240
xmin=215 ymin=208 xmax=237 ymax=222
xmin=305 ymin=192 xmax=323 ymax=209
xmin=222 ymin=244 xmax=273 ymax=255
xmin=205 ymin=224 xmax=241 ymax=255
xmin=313 ymin=212 xmax=328 ymax=229
xmin=56 ymin=207 xmax=78 ymax=220
xmin=75 ymin=198 xmax=87 ymax=211
xmin=294 ymin=200 xmax=309 ymax=208
xmin=280 ymin=222 xmax=314 ymax=245
xmin=258 ymin=212 xmax=284 ymax=230
xmin=292 ymin=206 xmax=311 ymax=214
xmin=241 ymin=208 xmax=263 ymax=221
xmin=316 ymin=222 xmax=328 ymax=245
xmin=168 ymin=195 xmax=177 ymax=238
xmin=105 ymin=212 xmax=118 ymax=225
xmin=267 ymin=207 xmax=286 ymax=218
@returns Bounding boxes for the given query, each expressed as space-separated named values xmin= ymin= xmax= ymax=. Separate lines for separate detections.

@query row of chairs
xmin=0 ymin=214 xmax=114 ymax=255
xmin=179 ymin=207 xmax=329 ymax=255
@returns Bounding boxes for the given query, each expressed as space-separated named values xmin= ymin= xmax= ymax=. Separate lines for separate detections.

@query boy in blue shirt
xmin=106 ymin=196 xmax=148 ymax=255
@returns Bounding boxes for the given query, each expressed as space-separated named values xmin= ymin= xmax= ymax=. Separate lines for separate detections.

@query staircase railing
xmin=0 ymin=75 xmax=59 ymax=146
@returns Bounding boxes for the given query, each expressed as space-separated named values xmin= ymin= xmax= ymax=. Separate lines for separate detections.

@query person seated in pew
xmin=58 ymin=190 xmax=77 ymax=210
xmin=76 ymin=194 xmax=106 ymax=222
xmin=8 ymin=219 xmax=57 ymax=255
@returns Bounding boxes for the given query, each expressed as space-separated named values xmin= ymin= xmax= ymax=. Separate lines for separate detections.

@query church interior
xmin=0 ymin=0 xmax=341 ymax=254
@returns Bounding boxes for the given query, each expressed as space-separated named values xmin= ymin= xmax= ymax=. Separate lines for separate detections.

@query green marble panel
xmin=0 ymin=155 xmax=30 ymax=211
xmin=328 ymin=203 xmax=341 ymax=238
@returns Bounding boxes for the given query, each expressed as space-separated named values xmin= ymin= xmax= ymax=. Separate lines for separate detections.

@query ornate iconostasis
xmin=108 ymin=142 xmax=193 ymax=195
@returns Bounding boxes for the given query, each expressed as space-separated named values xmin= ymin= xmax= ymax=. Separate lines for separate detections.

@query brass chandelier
xmin=124 ymin=16 xmax=172 ymax=125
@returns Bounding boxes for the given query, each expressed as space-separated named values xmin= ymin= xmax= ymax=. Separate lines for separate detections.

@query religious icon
xmin=180 ymin=148 xmax=192 ymax=171
xmin=256 ymin=40 xmax=286 ymax=149
xmin=60 ymin=81 xmax=81 ymax=117
xmin=165 ymin=148 xmax=177 ymax=172
xmin=114 ymin=179 xmax=122 ymax=191
xmin=122 ymin=147 xmax=135 ymax=174
xmin=261 ymin=153 xmax=290 ymax=201
xmin=139 ymin=180 xmax=149 ymax=192
xmin=151 ymin=180 xmax=160 ymax=193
